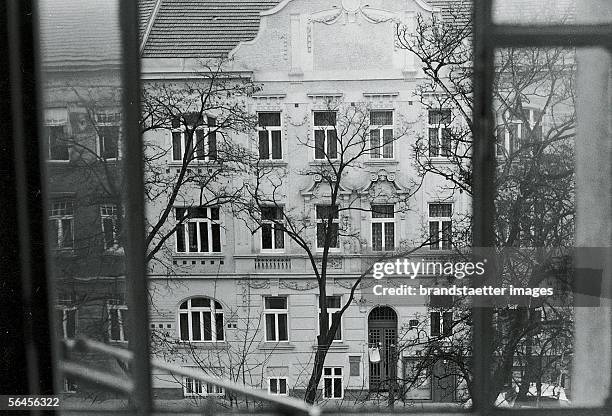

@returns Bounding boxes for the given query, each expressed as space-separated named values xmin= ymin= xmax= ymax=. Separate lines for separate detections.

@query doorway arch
xmin=368 ymin=306 xmax=398 ymax=392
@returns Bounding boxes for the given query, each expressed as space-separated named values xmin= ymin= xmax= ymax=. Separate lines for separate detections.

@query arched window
xmin=178 ymin=297 xmax=224 ymax=342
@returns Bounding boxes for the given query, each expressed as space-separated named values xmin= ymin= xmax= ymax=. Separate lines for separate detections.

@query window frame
xmin=428 ymin=202 xmax=452 ymax=250
xmin=48 ymin=199 xmax=75 ymax=251
xmin=322 ymin=366 xmax=343 ymax=399
xmin=313 ymin=111 xmax=338 ymax=161
xmin=260 ymin=206 xmax=285 ymax=252
xmin=267 ymin=377 xmax=289 ymax=396
xmin=171 ymin=116 xmax=218 ymax=163
xmin=44 ymin=108 xmax=70 ymax=162
xmin=257 ymin=112 xmax=283 ymax=160
xmin=183 ymin=374 xmax=225 ymax=397
xmin=371 ymin=204 xmax=396 ymax=252
xmin=100 ymin=203 xmax=120 ymax=251
xmin=496 ymin=107 xmax=543 ymax=156
xmin=369 ymin=110 xmax=394 ymax=159
xmin=318 ymin=295 xmax=342 ymax=342
xmin=263 ymin=296 xmax=289 ymax=343
xmin=95 ymin=110 xmax=122 ymax=161
xmin=427 ymin=108 xmax=452 ymax=158
xmin=107 ymin=300 xmax=128 ymax=343
xmin=56 ymin=304 xmax=77 ymax=339
xmin=315 ymin=204 xmax=340 ymax=251
xmin=177 ymin=297 xmax=225 ymax=343
xmin=174 ymin=206 xmax=222 ymax=254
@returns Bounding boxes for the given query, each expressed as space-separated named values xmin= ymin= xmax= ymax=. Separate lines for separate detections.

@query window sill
xmin=257 ymin=160 xmax=288 ymax=167
xmin=425 ymin=157 xmax=453 ymax=164
xmin=173 ymin=253 xmax=224 ymax=259
xmin=46 ymin=159 xmax=71 ymax=164
xmin=177 ymin=341 xmax=229 ymax=350
xmin=309 ymin=160 xmax=339 ymax=166
xmin=167 ymin=160 xmax=219 ymax=167
xmin=364 ymin=159 xmax=399 ymax=166
xmin=258 ymin=342 xmax=295 ymax=351
xmin=311 ymin=343 xmax=349 ymax=351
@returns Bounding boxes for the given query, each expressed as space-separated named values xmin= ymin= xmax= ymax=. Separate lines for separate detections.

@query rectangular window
xmin=56 ymin=306 xmax=77 ymax=339
xmin=316 ymin=205 xmax=339 ymax=249
xmin=95 ymin=110 xmax=122 ymax=160
xmin=264 ymin=296 xmax=288 ymax=342
xmin=313 ymin=111 xmax=338 ymax=160
xmin=349 ymin=356 xmax=361 ymax=376
xmin=430 ymin=311 xmax=453 ymax=337
xmin=100 ymin=204 xmax=120 ymax=250
xmin=428 ymin=203 xmax=452 ymax=250
xmin=261 ymin=206 xmax=285 ymax=251
xmin=323 ymin=367 xmax=343 ymax=399
xmin=258 ymin=112 xmax=282 ymax=160
xmin=319 ymin=295 xmax=342 ymax=341
xmin=175 ymin=207 xmax=222 ymax=254
xmin=171 ymin=116 xmax=217 ymax=162
xmin=183 ymin=376 xmax=224 ymax=397
xmin=44 ymin=108 xmax=70 ymax=161
xmin=370 ymin=110 xmax=394 ymax=159
xmin=107 ymin=301 xmax=127 ymax=342
xmin=496 ymin=108 xmax=543 ymax=155
xmin=268 ymin=377 xmax=288 ymax=395
xmin=428 ymin=108 xmax=452 ymax=157
xmin=49 ymin=200 xmax=74 ymax=250
xmin=371 ymin=204 xmax=395 ymax=251
xmin=62 ymin=377 xmax=78 ymax=393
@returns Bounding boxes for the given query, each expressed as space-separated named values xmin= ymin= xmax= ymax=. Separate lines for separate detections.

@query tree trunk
xmin=304 ymin=337 xmax=329 ymax=404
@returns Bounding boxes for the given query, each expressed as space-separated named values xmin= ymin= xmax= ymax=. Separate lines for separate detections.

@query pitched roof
xmin=39 ymin=0 xmax=122 ymax=71
xmin=140 ymin=0 xmax=281 ymax=58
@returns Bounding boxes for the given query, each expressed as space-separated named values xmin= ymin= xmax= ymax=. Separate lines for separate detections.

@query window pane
xmin=333 ymin=378 xmax=342 ymax=398
xmin=372 ymin=223 xmax=382 ymax=251
xmin=278 ymin=314 xmax=288 ymax=341
xmin=100 ymin=126 xmax=119 ymax=159
xmin=203 ymin=312 xmax=212 ymax=341
xmin=372 ymin=205 xmax=394 ymax=218
xmin=265 ymin=297 xmax=287 ymax=309
xmin=370 ymin=129 xmax=380 ymax=158
xmin=110 ymin=309 xmax=120 ymax=340
xmin=270 ymin=378 xmax=277 ymax=393
xmin=208 ymin=131 xmax=217 ymax=160
xmin=265 ymin=314 xmax=276 ymax=341
xmin=327 ymin=130 xmax=337 ymax=159
xmin=326 ymin=296 xmax=341 ymax=309
xmin=261 ymin=224 xmax=272 ymax=249
xmin=199 ymin=222 xmax=209 ymax=252
xmin=188 ymin=222 xmax=198 ymax=252
xmin=274 ymin=227 xmax=284 ymax=249
xmin=172 ymin=132 xmax=182 ymax=160
xmin=324 ymin=378 xmax=332 ymax=398
xmin=429 ymin=221 xmax=439 ymax=249
xmin=430 ymin=312 xmax=441 ymax=336
xmin=191 ymin=312 xmax=201 ymax=340
xmin=382 ymin=129 xmax=393 ymax=158
xmin=314 ymin=130 xmax=325 ymax=159
xmin=258 ymin=112 xmax=281 ymax=127
xmin=271 ymin=130 xmax=282 ymax=159
xmin=211 ymin=223 xmax=221 ymax=252
xmin=384 ymin=222 xmax=395 ymax=250
xmin=314 ymin=111 xmax=336 ymax=126
xmin=259 ymin=131 xmax=270 ymax=159
xmin=215 ymin=313 xmax=224 ymax=341
xmin=195 ymin=130 xmax=206 ymax=160
xmin=180 ymin=314 xmax=189 ymax=341
xmin=370 ymin=110 xmax=393 ymax=125
xmin=429 ymin=128 xmax=439 ymax=157
xmin=176 ymin=224 xmax=186 ymax=252
xmin=279 ymin=378 xmax=287 ymax=394
xmin=190 ymin=298 xmax=210 ymax=307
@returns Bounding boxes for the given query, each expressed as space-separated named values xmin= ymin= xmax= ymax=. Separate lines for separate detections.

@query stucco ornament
xmin=341 ymin=0 xmax=361 ymax=13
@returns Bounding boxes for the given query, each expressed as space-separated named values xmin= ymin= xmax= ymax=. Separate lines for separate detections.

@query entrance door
xmin=368 ymin=306 xmax=398 ymax=392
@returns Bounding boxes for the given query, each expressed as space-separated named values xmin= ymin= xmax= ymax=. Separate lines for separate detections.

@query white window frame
xmin=428 ymin=203 xmax=452 ymax=250
xmin=95 ymin=110 xmax=122 ymax=160
xmin=315 ymin=205 xmax=340 ymax=251
xmin=369 ymin=110 xmax=394 ymax=159
xmin=183 ymin=374 xmax=225 ymax=397
xmin=175 ymin=207 xmax=222 ymax=254
xmin=318 ymin=295 xmax=342 ymax=342
xmin=428 ymin=108 xmax=452 ymax=158
xmin=171 ymin=116 xmax=218 ymax=163
xmin=178 ymin=298 xmax=224 ymax=343
xmin=313 ymin=111 xmax=338 ymax=161
xmin=56 ymin=305 xmax=77 ymax=339
xmin=322 ymin=367 xmax=343 ymax=399
xmin=100 ymin=204 xmax=119 ymax=250
xmin=49 ymin=200 xmax=74 ymax=251
xmin=107 ymin=300 xmax=127 ymax=343
xmin=496 ymin=107 xmax=543 ymax=156
xmin=257 ymin=112 xmax=283 ymax=160
xmin=264 ymin=296 xmax=289 ymax=342
xmin=44 ymin=108 xmax=70 ymax=162
xmin=429 ymin=310 xmax=454 ymax=337
xmin=267 ymin=377 xmax=288 ymax=396
xmin=62 ymin=377 xmax=78 ymax=394
xmin=371 ymin=204 xmax=396 ymax=252
xmin=261 ymin=206 xmax=285 ymax=252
